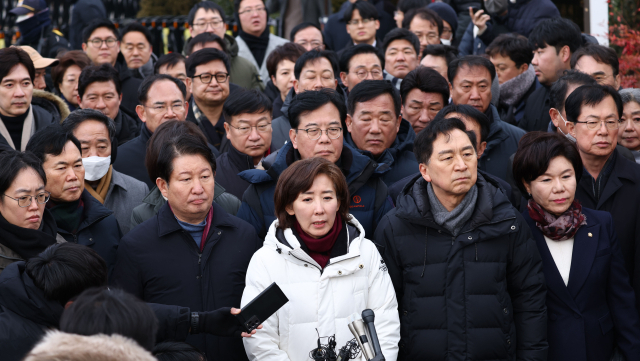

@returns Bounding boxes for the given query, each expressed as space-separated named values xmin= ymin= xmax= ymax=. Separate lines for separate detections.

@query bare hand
xmin=469 ymin=7 xmax=491 ymax=33
xmin=230 ymin=307 xmax=263 ymax=338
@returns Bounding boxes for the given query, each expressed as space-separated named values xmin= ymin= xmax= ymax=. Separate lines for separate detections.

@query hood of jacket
xmin=483 ymin=104 xmax=510 ymax=151
xmin=224 ymin=33 xmax=240 ymax=57
xmin=32 ymin=89 xmax=70 ymax=122
xmin=264 ymin=216 xmax=366 ymax=270
xmin=395 ymin=172 xmax=515 ymax=235
xmin=0 ymin=262 xmax=63 ymax=328
xmin=344 ymin=118 xmax=415 ymax=167
xmin=24 ymin=331 xmax=156 ymax=361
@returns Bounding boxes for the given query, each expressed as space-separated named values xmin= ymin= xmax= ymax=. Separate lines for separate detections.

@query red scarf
xmin=294 ymin=214 xmax=343 ymax=269
xmin=527 ymin=199 xmax=587 ymax=241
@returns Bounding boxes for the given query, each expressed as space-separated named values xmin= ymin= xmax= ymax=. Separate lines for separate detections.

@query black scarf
xmin=0 ymin=209 xmax=58 ymax=260
xmin=47 ymin=199 xmax=84 ymax=234
xmin=239 ymin=28 xmax=270 ymax=68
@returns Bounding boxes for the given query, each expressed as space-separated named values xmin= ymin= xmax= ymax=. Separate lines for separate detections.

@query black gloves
xmin=193 ymin=307 xmax=245 ymax=337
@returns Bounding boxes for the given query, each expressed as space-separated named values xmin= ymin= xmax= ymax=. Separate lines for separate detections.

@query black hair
xmin=400 ymin=66 xmax=450 ymax=106
xmin=78 ymin=64 xmax=122 ymax=99
xmin=185 ymin=48 xmax=231 ymax=77
xmin=422 ymin=44 xmax=458 ymax=64
xmin=348 ymin=80 xmax=402 ymax=118
xmin=398 ymin=0 xmax=430 ymax=14
xmin=59 ymin=287 xmax=158 ymax=352
xmin=485 ymin=33 xmax=533 ymax=68
xmin=82 ymin=19 xmax=119 ymax=44
xmin=565 ymin=84 xmax=623 ymax=123
xmin=61 ymin=109 xmax=117 ymax=141
xmin=154 ymin=53 xmax=187 ymax=75
xmin=185 ymin=32 xmax=228 ymax=56
xmin=0 ymin=150 xmax=46 ymax=198
xmin=0 ymin=47 xmax=35 ymax=83
xmin=434 ymin=103 xmax=490 ymax=143
xmin=234 ymin=0 xmax=265 ymax=16
xmin=528 ymin=17 xmax=583 ymax=54
xmin=137 ymin=74 xmax=187 ymax=105
xmin=290 ymin=22 xmax=324 ymax=44
xmin=153 ymin=341 xmax=206 ymax=361
xmin=266 ymin=43 xmax=306 ymax=79
xmin=344 ymin=0 xmax=379 ymax=22
xmin=414 ymin=117 xmax=477 ymax=164
xmin=293 ymin=49 xmax=339 ymax=80
xmin=25 ymin=243 xmax=108 ymax=305
xmin=339 ymin=44 xmax=384 ymax=73
xmin=223 ymin=88 xmax=272 ymax=122
xmin=548 ymin=70 xmax=597 ymax=112
xmin=448 ymin=55 xmax=496 ymax=85
xmin=402 ymin=8 xmax=443 ymax=37
xmin=26 ymin=125 xmax=82 ymax=163
xmin=512 ymin=131 xmax=583 ymax=199
xmin=120 ymin=22 xmax=153 ymax=45
xmin=570 ymin=43 xmax=620 ymax=77
xmin=157 ymin=134 xmax=217 ymax=183
xmin=288 ymin=88 xmax=347 ymax=129
xmin=188 ymin=0 xmax=226 ymax=26
xmin=382 ymin=28 xmax=420 ymax=55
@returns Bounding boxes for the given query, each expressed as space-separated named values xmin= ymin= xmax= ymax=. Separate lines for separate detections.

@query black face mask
xmin=17 ymin=10 xmax=51 ymax=45
xmin=484 ymin=0 xmax=508 ymax=15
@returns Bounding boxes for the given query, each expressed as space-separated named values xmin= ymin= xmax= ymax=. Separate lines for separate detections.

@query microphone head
xmin=361 ymin=309 xmax=375 ymax=323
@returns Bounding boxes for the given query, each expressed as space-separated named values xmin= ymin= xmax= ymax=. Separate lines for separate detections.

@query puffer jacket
xmin=374 ymin=173 xmax=547 ymax=360
xmin=242 ymin=217 xmax=400 ymax=361
xmin=345 ymin=118 xmax=419 ymax=186
xmin=237 ymin=141 xmax=393 ymax=240
xmin=480 ymin=105 xmax=526 ymax=182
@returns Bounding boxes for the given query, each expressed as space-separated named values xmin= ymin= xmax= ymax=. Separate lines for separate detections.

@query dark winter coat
xmin=54 ymin=190 xmax=121 ymax=278
xmin=267 ymin=0 xmax=323 ymax=38
xmin=345 ymin=118 xmax=419 ymax=186
xmin=523 ymin=208 xmax=640 ymax=361
xmin=498 ymin=78 xmax=541 ymax=126
xmin=519 ymin=84 xmax=552 ymax=132
xmin=114 ymin=109 xmax=140 ymax=145
xmin=236 ymin=141 xmax=393 ymax=239
xmin=479 ymin=105 xmax=526 ymax=182
xmin=0 ymin=262 xmax=65 ymax=361
xmin=375 ymin=173 xmax=547 ymax=360
xmin=575 ymin=153 xmax=640 ymax=313
xmin=115 ymin=54 xmax=143 ymax=119
xmin=113 ymin=124 xmax=154 ymax=188
xmin=215 ymin=144 xmax=263 ymax=199
xmin=69 ymin=0 xmax=107 ymax=50
xmin=112 ymin=201 xmax=261 ymax=360
xmin=129 ymin=184 xmax=242 ymax=230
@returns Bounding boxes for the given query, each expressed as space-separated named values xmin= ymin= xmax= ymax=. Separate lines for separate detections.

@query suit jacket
xmin=523 ymin=208 xmax=640 ymax=361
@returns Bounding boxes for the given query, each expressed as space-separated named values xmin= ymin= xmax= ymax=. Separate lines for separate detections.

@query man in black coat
xmin=520 ymin=18 xmax=583 ymax=132
xmin=566 ymin=84 xmax=640 ymax=313
xmin=69 ymin=0 xmax=107 ymax=50
xmin=375 ymin=118 xmax=547 ymax=360
xmin=216 ymin=88 xmax=273 ymax=199
xmin=113 ymin=132 xmax=261 ymax=361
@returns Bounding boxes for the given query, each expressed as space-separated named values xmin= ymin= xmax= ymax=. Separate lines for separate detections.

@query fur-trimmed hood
xmin=24 ymin=331 xmax=157 ymax=361
xmin=32 ymin=89 xmax=70 ymax=123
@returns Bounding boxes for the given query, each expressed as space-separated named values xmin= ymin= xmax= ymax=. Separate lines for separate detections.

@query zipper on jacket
xmin=475 ymin=243 xmax=478 ymax=261
xmin=198 ymin=253 xmax=202 ymax=265
xmin=288 ymin=251 xmax=323 ymax=274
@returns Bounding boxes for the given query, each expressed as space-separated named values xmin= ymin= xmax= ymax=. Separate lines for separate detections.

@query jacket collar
xmin=483 ymin=105 xmax=509 ymax=152
xmin=77 ymin=189 xmax=114 ymax=231
xmin=227 ymin=143 xmax=258 ymax=171
xmin=578 ymin=148 xmax=638 ymax=208
xmin=157 ymin=201 xmax=237 ymax=237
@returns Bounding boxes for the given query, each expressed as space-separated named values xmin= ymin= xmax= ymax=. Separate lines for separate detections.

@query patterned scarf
xmin=527 ymin=199 xmax=587 ymax=241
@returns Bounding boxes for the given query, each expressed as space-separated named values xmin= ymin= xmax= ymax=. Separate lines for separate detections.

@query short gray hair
xmin=619 ymin=88 xmax=640 ymax=106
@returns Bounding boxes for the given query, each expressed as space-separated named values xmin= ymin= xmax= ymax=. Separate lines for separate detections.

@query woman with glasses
xmin=617 ymin=89 xmax=640 ymax=163
xmin=0 ymin=151 xmax=62 ymax=275
xmin=513 ymin=131 xmax=640 ymax=361
xmin=242 ymin=158 xmax=400 ymax=361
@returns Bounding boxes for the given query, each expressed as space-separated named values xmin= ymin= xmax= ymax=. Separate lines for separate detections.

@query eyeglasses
xmin=347 ymin=18 xmax=375 ymax=26
xmin=353 ymin=68 xmax=383 ymax=80
xmin=297 ymin=127 xmax=342 ymax=140
xmin=124 ymin=43 xmax=149 ymax=51
xmin=88 ymin=38 xmax=118 ymax=48
xmin=144 ymin=103 xmax=185 ymax=114
xmin=238 ymin=6 xmax=266 ymax=16
xmin=441 ymin=28 xmax=452 ymax=37
xmin=192 ymin=72 xmax=229 ymax=84
xmin=192 ymin=19 xmax=225 ymax=30
xmin=576 ymin=119 xmax=621 ymax=130
xmin=296 ymin=41 xmax=323 ymax=49
xmin=228 ymin=123 xmax=272 ymax=135
xmin=3 ymin=192 xmax=50 ymax=208
xmin=415 ymin=32 xmax=439 ymax=41
xmin=592 ymin=73 xmax=612 ymax=82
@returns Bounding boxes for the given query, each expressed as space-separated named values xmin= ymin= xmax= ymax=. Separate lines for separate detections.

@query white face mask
xmin=440 ymin=38 xmax=451 ymax=46
xmin=558 ymin=114 xmax=577 ymax=143
xmin=82 ymin=156 xmax=111 ymax=181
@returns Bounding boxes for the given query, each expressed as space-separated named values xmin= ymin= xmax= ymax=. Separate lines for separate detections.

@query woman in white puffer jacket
xmin=241 ymin=158 xmax=400 ymax=361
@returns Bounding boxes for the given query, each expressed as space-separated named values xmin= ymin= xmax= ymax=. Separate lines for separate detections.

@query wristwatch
xmin=191 ymin=312 xmax=200 ymax=334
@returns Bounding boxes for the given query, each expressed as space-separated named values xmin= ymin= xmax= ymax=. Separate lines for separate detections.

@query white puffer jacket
xmin=242 ymin=217 xmax=400 ymax=361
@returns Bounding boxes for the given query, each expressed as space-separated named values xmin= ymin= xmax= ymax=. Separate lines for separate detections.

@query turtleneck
xmin=239 ymin=28 xmax=270 ymax=68
xmin=0 ymin=110 xmax=29 ymax=150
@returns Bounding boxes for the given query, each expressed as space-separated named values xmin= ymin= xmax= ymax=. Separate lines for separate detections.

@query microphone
xmin=361 ymin=309 xmax=385 ymax=361
xmin=348 ymin=314 xmax=375 ymax=360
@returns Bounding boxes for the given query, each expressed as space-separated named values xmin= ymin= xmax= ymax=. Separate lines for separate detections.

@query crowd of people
xmin=1 ymin=0 xmax=640 ymax=360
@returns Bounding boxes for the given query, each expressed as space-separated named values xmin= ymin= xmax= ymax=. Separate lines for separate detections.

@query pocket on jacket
xmin=599 ymin=311 xmax=613 ymax=335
